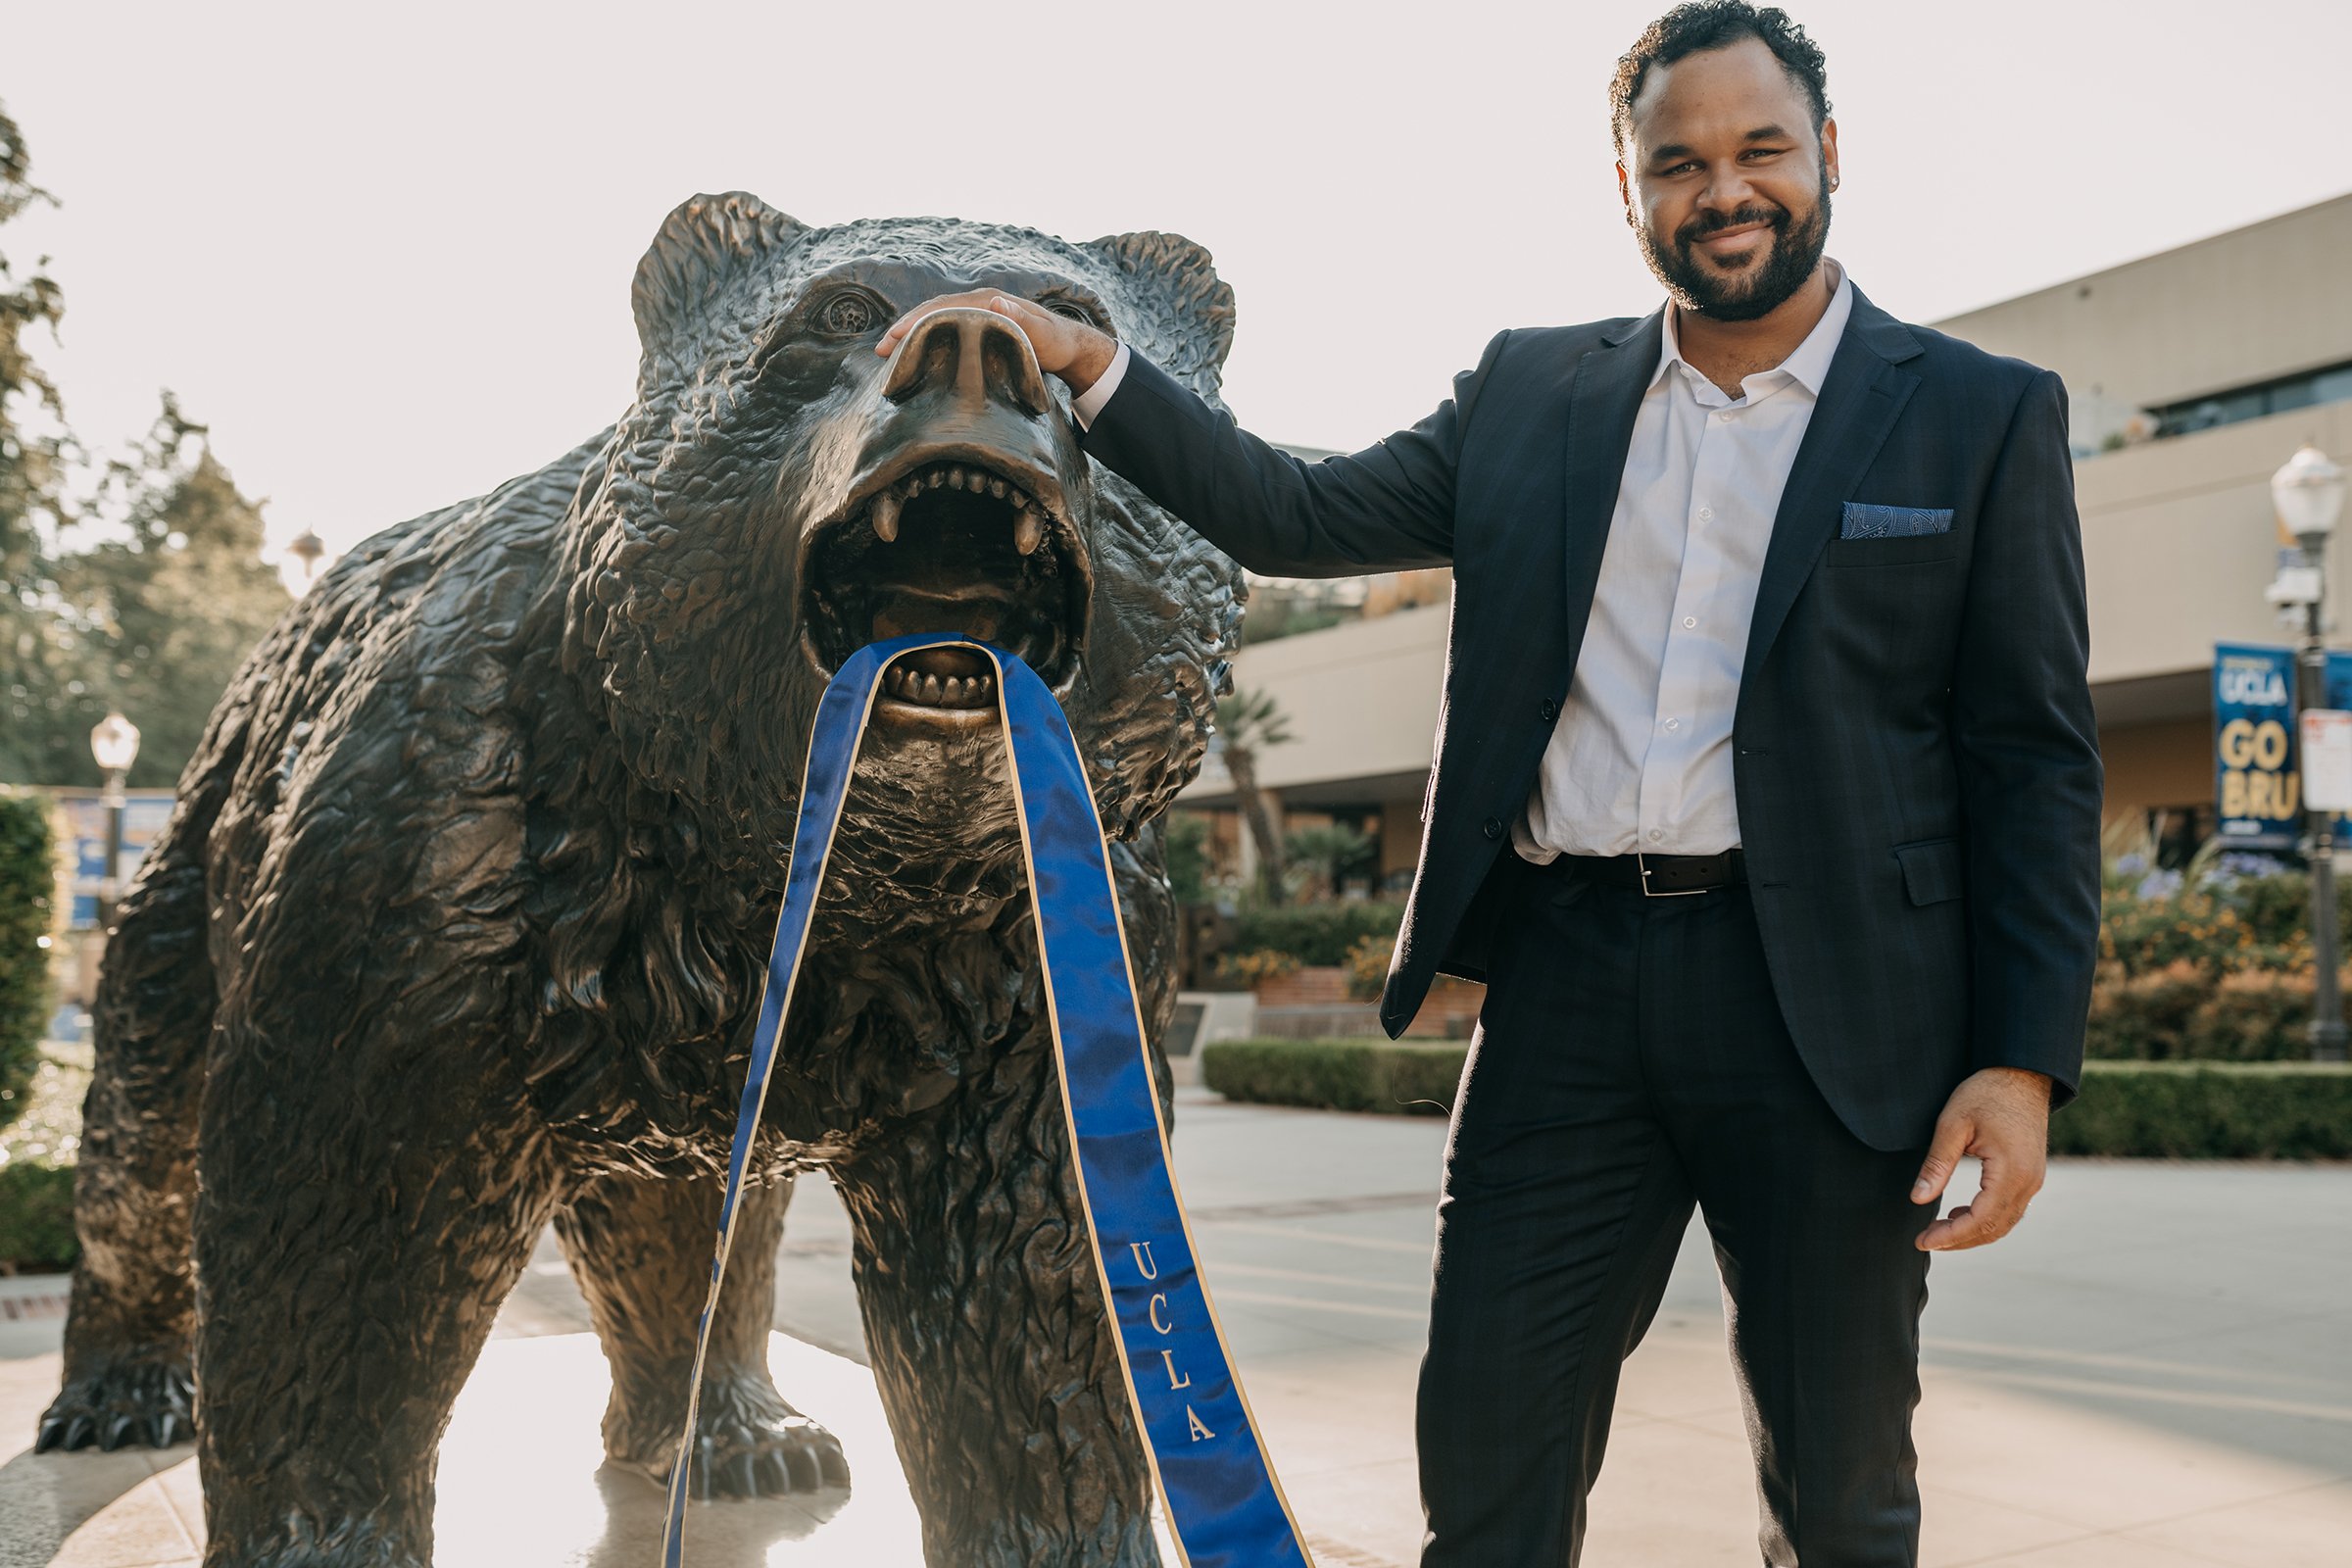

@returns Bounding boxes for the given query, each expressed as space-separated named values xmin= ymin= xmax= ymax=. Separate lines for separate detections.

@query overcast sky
xmin=10 ymin=0 xmax=2352 ymax=559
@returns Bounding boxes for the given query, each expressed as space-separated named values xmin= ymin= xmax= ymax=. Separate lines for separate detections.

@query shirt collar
xmin=1652 ymin=256 xmax=1853 ymax=399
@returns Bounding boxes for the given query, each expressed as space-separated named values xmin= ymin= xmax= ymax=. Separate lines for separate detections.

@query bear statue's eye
xmin=1039 ymin=295 xmax=1107 ymax=331
xmin=813 ymin=291 xmax=881 ymax=337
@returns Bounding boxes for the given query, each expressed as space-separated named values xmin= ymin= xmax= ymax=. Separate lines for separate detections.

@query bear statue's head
xmin=559 ymin=194 xmax=1246 ymax=904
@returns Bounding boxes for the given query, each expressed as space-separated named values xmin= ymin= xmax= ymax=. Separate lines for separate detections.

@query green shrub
xmin=2056 ymin=1062 xmax=2352 ymax=1159
xmin=0 ymin=1162 xmax=76 ymax=1271
xmin=1231 ymin=901 xmax=1404 ymax=967
xmin=2180 ymin=967 xmax=2340 ymax=1061
xmin=1 ymin=1040 xmax=88 ymax=1271
xmin=2083 ymin=960 xmax=2214 ymax=1059
xmin=1200 ymin=1038 xmax=1465 ymax=1116
xmin=0 ymin=791 xmax=59 ymax=1133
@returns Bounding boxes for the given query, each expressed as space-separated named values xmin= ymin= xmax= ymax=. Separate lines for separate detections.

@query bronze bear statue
xmin=39 ymin=192 xmax=1247 ymax=1568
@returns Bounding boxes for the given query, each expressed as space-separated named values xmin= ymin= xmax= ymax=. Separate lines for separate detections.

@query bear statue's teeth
xmin=882 ymin=662 xmax=998 ymax=709
xmin=1014 ymin=506 xmax=1045 ymax=557
xmin=870 ymin=490 xmax=903 ymax=544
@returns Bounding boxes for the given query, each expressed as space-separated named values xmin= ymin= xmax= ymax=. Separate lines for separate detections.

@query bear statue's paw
xmin=35 ymin=1354 xmax=195 ymax=1453
xmin=630 ymin=1375 xmax=852 ymax=1500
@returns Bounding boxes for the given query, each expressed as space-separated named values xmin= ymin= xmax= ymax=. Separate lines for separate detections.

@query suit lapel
xmin=1560 ymin=310 xmax=1663 ymax=661
xmin=1739 ymin=287 xmax=1923 ymax=686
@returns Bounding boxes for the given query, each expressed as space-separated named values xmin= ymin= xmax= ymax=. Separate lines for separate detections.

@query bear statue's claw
xmin=35 ymin=1358 xmax=197 ymax=1454
xmin=656 ymin=1394 xmax=852 ymax=1501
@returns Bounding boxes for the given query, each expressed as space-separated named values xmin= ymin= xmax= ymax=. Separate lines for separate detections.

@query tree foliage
xmin=0 ymin=101 xmax=288 ymax=789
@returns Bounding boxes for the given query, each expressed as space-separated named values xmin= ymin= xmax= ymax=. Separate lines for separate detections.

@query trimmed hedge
xmin=0 ymin=791 xmax=58 ymax=1132
xmin=1200 ymin=1038 xmax=1463 ymax=1116
xmin=1200 ymin=1039 xmax=2352 ymax=1158
xmin=1231 ymin=902 xmax=1404 ymax=968
xmin=2048 ymin=1062 xmax=2352 ymax=1160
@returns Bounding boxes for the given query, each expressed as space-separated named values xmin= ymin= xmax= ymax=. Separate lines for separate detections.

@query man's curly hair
xmin=1610 ymin=2 xmax=1832 ymax=158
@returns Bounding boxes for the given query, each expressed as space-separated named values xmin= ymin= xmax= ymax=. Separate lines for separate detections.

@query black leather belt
xmin=1538 ymin=848 xmax=1746 ymax=897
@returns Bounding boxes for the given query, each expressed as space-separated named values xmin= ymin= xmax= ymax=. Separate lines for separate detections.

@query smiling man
xmin=884 ymin=3 xmax=2101 ymax=1562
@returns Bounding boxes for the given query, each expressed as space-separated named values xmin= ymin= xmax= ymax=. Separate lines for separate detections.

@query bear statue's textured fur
xmin=39 ymin=192 xmax=1248 ymax=1568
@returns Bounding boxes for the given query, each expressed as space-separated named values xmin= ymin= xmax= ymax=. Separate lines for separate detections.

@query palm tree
xmin=1217 ymin=686 xmax=1295 ymax=905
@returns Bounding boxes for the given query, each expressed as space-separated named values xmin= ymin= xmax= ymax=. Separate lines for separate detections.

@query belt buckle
xmin=1637 ymin=852 xmax=1710 ymax=898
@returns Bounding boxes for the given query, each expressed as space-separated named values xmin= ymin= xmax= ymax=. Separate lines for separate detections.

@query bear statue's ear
xmin=1084 ymin=230 xmax=1237 ymax=392
xmin=632 ymin=191 xmax=806 ymax=361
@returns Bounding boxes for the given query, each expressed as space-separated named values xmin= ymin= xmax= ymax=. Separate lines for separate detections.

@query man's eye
xmin=814 ymin=293 xmax=879 ymax=335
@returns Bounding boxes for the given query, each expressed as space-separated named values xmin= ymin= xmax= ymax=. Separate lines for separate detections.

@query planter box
xmin=1250 ymin=967 xmax=1486 ymax=1040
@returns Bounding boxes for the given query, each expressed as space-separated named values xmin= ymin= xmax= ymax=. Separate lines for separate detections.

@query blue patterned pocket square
xmin=1840 ymin=502 xmax=1954 ymax=540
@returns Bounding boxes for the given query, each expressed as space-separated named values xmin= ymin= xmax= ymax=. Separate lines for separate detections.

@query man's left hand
xmin=1910 ymin=1067 xmax=2051 ymax=1250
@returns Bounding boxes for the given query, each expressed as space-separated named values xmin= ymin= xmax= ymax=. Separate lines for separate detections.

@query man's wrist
xmin=1973 ymin=1065 xmax=2054 ymax=1102
xmin=1069 ymin=341 xmax=1130 ymax=430
xmin=1063 ymin=328 xmax=1121 ymax=398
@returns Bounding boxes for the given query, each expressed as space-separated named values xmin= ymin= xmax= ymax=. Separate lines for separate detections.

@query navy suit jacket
xmin=1081 ymin=288 xmax=2103 ymax=1151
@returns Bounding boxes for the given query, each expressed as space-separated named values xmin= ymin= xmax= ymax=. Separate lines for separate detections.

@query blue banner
xmin=662 ymin=634 xmax=1313 ymax=1568
xmin=2213 ymin=642 xmax=2352 ymax=848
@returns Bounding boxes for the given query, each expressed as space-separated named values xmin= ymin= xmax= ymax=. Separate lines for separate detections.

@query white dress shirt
xmin=1071 ymin=342 xmax=1132 ymax=428
xmin=1072 ymin=263 xmax=1856 ymax=861
xmin=1518 ymin=260 xmax=1853 ymax=860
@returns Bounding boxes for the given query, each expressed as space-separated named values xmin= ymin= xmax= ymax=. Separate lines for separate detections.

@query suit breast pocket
xmin=1824 ymin=531 xmax=1962 ymax=568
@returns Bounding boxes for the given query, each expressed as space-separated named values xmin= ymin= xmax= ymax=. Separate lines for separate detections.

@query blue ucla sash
xmin=661 ymin=633 xmax=1315 ymax=1568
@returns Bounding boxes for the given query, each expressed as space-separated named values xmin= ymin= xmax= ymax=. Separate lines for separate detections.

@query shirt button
xmin=1696 ymin=506 xmax=1714 ymax=522
xmin=1683 ymin=616 xmax=1698 ymax=629
xmin=1664 ymin=718 xmax=1681 ymax=731
xmin=1539 ymin=697 xmax=1559 ymax=721
xmin=1648 ymin=829 xmax=1664 ymax=843
xmin=1482 ymin=815 xmax=1504 ymax=841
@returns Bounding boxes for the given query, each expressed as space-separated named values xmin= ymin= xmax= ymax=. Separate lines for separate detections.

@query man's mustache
xmin=1677 ymin=204 xmax=1788 ymax=249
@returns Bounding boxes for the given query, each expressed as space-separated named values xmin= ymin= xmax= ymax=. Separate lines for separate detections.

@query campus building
xmin=1181 ymin=193 xmax=2352 ymax=888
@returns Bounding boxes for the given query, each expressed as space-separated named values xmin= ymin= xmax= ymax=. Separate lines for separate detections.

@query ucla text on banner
xmin=661 ymin=633 xmax=1314 ymax=1568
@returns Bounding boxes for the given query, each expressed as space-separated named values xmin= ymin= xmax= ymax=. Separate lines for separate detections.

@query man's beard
xmin=1638 ymin=172 xmax=1832 ymax=323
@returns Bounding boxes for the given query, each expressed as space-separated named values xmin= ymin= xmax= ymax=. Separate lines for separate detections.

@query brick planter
xmin=1251 ymin=966 xmax=1486 ymax=1040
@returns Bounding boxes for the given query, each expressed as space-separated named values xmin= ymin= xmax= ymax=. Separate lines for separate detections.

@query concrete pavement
xmin=3 ymin=1087 xmax=2347 ymax=1565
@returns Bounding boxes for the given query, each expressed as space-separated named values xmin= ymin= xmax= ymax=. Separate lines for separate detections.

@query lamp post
xmin=280 ymin=527 xmax=331 ymax=597
xmin=2272 ymin=444 xmax=2350 ymax=1062
xmin=88 ymin=710 xmax=140 ymax=933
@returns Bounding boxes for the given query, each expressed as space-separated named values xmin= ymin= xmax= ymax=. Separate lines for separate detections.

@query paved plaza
xmin=3 ymin=1088 xmax=2348 ymax=1566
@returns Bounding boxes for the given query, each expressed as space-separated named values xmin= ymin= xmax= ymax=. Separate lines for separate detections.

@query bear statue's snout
xmin=799 ymin=307 xmax=1096 ymax=731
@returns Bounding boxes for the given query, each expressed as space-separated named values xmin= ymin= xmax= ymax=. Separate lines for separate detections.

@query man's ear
xmin=632 ymin=191 xmax=805 ymax=365
xmin=1085 ymin=230 xmax=1237 ymax=396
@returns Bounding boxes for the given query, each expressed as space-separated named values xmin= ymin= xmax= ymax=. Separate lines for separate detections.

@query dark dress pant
xmin=1417 ymin=854 xmax=1936 ymax=1567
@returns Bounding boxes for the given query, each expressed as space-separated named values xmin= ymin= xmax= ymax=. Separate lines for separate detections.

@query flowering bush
xmin=1218 ymin=948 xmax=1301 ymax=988
xmin=2089 ymin=841 xmax=2350 ymax=1058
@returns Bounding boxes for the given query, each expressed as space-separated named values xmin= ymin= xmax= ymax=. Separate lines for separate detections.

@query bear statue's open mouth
xmin=801 ymin=447 xmax=1091 ymax=724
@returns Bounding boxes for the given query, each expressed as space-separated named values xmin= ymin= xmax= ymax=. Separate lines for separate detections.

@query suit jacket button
xmin=1481 ymin=815 xmax=1504 ymax=840
xmin=1540 ymin=697 xmax=1559 ymax=721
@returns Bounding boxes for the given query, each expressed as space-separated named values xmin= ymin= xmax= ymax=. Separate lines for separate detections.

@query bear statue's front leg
xmin=554 ymin=1168 xmax=849 ymax=1497
xmin=832 ymin=1032 xmax=1160 ymax=1568
xmin=38 ymin=847 xmax=214 ymax=1454
xmin=191 ymin=1022 xmax=562 ymax=1568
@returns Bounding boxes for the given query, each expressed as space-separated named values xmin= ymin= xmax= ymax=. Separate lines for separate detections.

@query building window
xmin=2148 ymin=361 xmax=2352 ymax=439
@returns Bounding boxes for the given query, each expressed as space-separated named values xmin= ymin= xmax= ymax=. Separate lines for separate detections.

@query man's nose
xmin=881 ymin=306 xmax=1053 ymax=418
xmin=1697 ymin=162 xmax=1760 ymax=210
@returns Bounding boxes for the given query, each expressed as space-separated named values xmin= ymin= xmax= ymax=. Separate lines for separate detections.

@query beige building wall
xmin=1936 ymin=194 xmax=2352 ymax=446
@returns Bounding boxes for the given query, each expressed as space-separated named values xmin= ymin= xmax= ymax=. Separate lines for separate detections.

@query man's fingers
xmin=1919 ymin=1185 xmax=2031 ymax=1251
xmin=1911 ymin=1114 xmax=1973 ymax=1205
